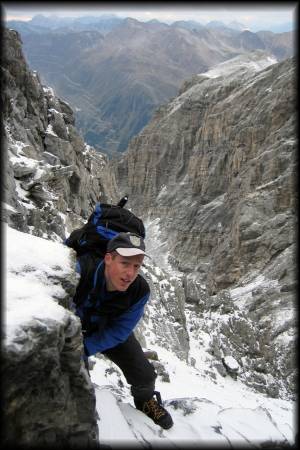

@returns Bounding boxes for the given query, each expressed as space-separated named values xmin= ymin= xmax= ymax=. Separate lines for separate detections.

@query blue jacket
xmin=75 ymin=256 xmax=150 ymax=356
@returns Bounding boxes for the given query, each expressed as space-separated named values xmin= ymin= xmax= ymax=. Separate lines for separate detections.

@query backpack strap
xmin=73 ymin=253 xmax=103 ymax=307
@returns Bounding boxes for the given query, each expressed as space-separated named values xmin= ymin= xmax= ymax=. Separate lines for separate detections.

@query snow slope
xmin=4 ymin=224 xmax=296 ymax=447
xmin=200 ymin=52 xmax=277 ymax=79
xmin=90 ymin=348 xmax=295 ymax=447
xmin=165 ymin=50 xmax=278 ymax=118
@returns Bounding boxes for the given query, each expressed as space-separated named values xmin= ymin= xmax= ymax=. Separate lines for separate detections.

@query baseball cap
xmin=107 ymin=232 xmax=149 ymax=257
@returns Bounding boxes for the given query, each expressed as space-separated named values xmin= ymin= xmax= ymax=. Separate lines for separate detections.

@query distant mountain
xmin=6 ymin=16 xmax=295 ymax=155
xmin=206 ymin=20 xmax=228 ymax=29
xmin=236 ymin=30 xmax=266 ymax=51
xmin=252 ymin=21 xmax=295 ymax=33
xmin=171 ymin=20 xmax=205 ymax=31
xmin=71 ymin=15 xmax=124 ymax=34
xmin=146 ymin=19 xmax=166 ymax=26
xmin=8 ymin=13 xmax=125 ymax=35
xmin=30 ymin=13 xmax=75 ymax=28
xmin=256 ymin=30 xmax=295 ymax=60
xmin=6 ymin=14 xmax=295 ymax=35
xmin=228 ymin=20 xmax=247 ymax=31
xmin=5 ymin=20 xmax=46 ymax=35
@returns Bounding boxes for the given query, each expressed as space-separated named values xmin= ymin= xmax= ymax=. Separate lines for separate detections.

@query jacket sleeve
xmin=84 ymin=292 xmax=150 ymax=356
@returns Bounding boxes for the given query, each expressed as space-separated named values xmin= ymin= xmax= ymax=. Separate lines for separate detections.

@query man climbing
xmin=74 ymin=232 xmax=174 ymax=430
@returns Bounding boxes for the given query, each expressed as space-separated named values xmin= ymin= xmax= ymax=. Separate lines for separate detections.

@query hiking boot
xmin=134 ymin=391 xmax=173 ymax=429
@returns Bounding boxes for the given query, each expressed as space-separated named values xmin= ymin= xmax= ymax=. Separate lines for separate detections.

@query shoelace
xmin=144 ymin=398 xmax=166 ymax=420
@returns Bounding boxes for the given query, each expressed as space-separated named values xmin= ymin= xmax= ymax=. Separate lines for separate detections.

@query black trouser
xmin=102 ymin=333 xmax=157 ymax=402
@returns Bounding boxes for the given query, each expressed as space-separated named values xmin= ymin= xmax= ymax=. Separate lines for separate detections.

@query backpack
xmin=65 ymin=197 xmax=145 ymax=257
xmin=64 ymin=196 xmax=146 ymax=306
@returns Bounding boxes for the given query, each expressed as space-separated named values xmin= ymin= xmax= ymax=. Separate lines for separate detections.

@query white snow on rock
xmin=4 ymin=224 xmax=73 ymax=347
xmin=223 ymin=355 xmax=240 ymax=372
xmin=89 ymin=344 xmax=295 ymax=447
xmin=165 ymin=51 xmax=278 ymax=118
xmin=200 ymin=52 xmax=277 ymax=79
xmin=45 ymin=124 xmax=58 ymax=137
xmin=2 ymin=202 xmax=17 ymax=213
xmin=42 ymin=85 xmax=55 ymax=97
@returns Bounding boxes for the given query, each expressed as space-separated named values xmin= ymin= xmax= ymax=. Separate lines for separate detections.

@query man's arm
xmin=83 ymin=292 xmax=150 ymax=356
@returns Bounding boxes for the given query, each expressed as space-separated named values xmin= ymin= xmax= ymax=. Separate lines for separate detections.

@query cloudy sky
xmin=2 ymin=2 xmax=297 ymax=32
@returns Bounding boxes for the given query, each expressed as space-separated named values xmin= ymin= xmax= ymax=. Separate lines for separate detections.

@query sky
xmin=2 ymin=1 xmax=297 ymax=32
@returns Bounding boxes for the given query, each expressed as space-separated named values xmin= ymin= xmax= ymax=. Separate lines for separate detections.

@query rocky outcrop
xmin=2 ymin=28 xmax=191 ymax=447
xmin=3 ymin=224 xmax=99 ymax=447
xmin=2 ymin=28 xmax=119 ymax=242
xmin=1 ymin=28 xmax=119 ymax=446
xmin=115 ymin=51 xmax=297 ymax=399
xmin=135 ymin=261 xmax=190 ymax=362
xmin=3 ymin=309 xmax=98 ymax=447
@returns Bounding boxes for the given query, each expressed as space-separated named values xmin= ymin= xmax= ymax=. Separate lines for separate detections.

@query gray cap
xmin=107 ymin=232 xmax=148 ymax=257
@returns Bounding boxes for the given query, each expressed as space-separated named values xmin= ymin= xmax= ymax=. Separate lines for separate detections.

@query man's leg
xmin=103 ymin=333 xmax=173 ymax=429
xmin=103 ymin=333 xmax=157 ymax=401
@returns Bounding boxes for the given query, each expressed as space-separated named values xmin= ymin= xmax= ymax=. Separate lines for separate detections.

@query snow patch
xmin=45 ymin=124 xmax=58 ymax=137
xmin=4 ymin=224 xmax=73 ymax=346
xmin=229 ymin=274 xmax=279 ymax=308
xmin=201 ymin=54 xmax=277 ymax=79
xmin=42 ymin=86 xmax=55 ymax=97
xmin=2 ymin=202 xmax=17 ymax=213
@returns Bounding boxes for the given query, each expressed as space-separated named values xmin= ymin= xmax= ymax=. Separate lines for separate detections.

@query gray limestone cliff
xmin=2 ymin=28 xmax=119 ymax=241
xmin=2 ymin=30 xmax=190 ymax=446
xmin=115 ymin=50 xmax=297 ymax=400
xmin=136 ymin=261 xmax=190 ymax=362
xmin=1 ymin=28 xmax=119 ymax=446
xmin=3 ymin=303 xmax=99 ymax=447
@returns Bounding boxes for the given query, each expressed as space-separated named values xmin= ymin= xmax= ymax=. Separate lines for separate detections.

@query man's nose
xmin=126 ymin=265 xmax=136 ymax=278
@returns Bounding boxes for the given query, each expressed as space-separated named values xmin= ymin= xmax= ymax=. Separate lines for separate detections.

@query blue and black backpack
xmin=65 ymin=196 xmax=145 ymax=306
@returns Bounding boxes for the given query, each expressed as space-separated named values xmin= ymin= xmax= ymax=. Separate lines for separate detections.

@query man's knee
xmin=140 ymin=359 xmax=157 ymax=385
xmin=104 ymin=334 xmax=157 ymax=388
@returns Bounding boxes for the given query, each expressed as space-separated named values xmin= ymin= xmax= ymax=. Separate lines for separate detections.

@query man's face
xmin=104 ymin=252 xmax=144 ymax=292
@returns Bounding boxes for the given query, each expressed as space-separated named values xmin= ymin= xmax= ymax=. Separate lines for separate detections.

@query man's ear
xmin=104 ymin=253 xmax=112 ymax=265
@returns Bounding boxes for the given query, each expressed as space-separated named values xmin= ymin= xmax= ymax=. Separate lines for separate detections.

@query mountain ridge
xmin=7 ymin=17 xmax=294 ymax=155
xmin=7 ymin=13 xmax=295 ymax=34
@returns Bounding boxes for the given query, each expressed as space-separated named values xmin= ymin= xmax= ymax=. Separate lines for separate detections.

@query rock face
xmin=1 ymin=28 xmax=119 ymax=446
xmin=2 ymin=28 xmax=191 ymax=446
xmin=135 ymin=261 xmax=190 ymax=362
xmin=115 ymin=50 xmax=297 ymax=399
xmin=3 ymin=225 xmax=100 ymax=446
xmin=3 ymin=308 xmax=98 ymax=447
xmin=2 ymin=28 xmax=119 ymax=242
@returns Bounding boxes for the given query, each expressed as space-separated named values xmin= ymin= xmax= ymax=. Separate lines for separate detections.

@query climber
xmin=74 ymin=232 xmax=174 ymax=430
